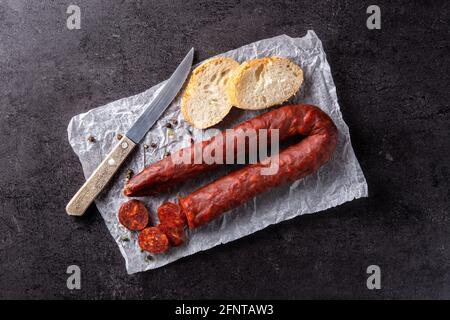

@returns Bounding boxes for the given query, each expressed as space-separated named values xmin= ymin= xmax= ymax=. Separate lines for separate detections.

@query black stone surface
xmin=0 ymin=0 xmax=449 ymax=299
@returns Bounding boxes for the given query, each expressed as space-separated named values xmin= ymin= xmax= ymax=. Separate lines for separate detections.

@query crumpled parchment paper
xmin=68 ymin=31 xmax=368 ymax=274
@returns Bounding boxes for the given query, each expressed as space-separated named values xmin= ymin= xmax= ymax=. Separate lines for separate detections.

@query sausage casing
xmin=125 ymin=104 xmax=327 ymax=197
xmin=177 ymin=104 xmax=338 ymax=229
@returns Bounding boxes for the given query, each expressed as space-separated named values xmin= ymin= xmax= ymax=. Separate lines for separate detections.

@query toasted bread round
xmin=181 ymin=57 xmax=240 ymax=129
xmin=227 ymin=57 xmax=303 ymax=110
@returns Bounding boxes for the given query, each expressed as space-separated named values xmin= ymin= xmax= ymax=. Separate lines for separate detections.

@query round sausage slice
xmin=118 ymin=200 xmax=149 ymax=231
xmin=138 ymin=227 xmax=170 ymax=254
xmin=157 ymin=202 xmax=186 ymax=227
xmin=157 ymin=223 xmax=186 ymax=247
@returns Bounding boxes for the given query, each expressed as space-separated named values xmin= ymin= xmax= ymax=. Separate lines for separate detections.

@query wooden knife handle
xmin=66 ymin=136 xmax=136 ymax=216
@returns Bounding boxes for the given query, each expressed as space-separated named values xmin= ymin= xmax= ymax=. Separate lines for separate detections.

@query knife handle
xmin=66 ymin=136 xmax=137 ymax=216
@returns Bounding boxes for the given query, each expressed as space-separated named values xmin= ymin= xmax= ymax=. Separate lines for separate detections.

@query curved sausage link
xmin=125 ymin=104 xmax=337 ymax=197
xmin=154 ymin=104 xmax=338 ymax=229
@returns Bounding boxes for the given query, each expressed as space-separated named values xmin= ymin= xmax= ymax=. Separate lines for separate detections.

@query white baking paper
xmin=67 ymin=31 xmax=368 ymax=274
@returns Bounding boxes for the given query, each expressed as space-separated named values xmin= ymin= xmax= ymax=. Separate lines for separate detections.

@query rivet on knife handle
xmin=66 ymin=136 xmax=136 ymax=216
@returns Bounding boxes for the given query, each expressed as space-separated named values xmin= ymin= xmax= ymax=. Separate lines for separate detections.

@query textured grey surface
xmin=0 ymin=0 xmax=449 ymax=299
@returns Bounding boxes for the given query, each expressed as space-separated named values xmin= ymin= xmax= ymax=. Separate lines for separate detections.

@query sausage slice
xmin=118 ymin=200 xmax=149 ymax=231
xmin=138 ymin=227 xmax=170 ymax=254
xmin=157 ymin=202 xmax=187 ymax=227
xmin=157 ymin=223 xmax=186 ymax=247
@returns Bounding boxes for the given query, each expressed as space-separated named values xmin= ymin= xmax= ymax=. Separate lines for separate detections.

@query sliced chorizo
xmin=118 ymin=199 xmax=149 ymax=231
xmin=157 ymin=202 xmax=187 ymax=227
xmin=157 ymin=223 xmax=186 ymax=247
xmin=138 ymin=227 xmax=170 ymax=254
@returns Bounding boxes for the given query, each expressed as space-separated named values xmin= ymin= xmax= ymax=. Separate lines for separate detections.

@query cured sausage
xmin=127 ymin=104 xmax=338 ymax=230
xmin=124 ymin=139 xmax=217 ymax=196
xmin=124 ymin=105 xmax=337 ymax=197
xmin=168 ymin=104 xmax=338 ymax=229
xmin=157 ymin=223 xmax=186 ymax=247
xmin=118 ymin=199 xmax=149 ymax=231
xmin=125 ymin=104 xmax=314 ymax=197
xmin=156 ymin=203 xmax=187 ymax=247
xmin=138 ymin=227 xmax=170 ymax=254
xmin=157 ymin=202 xmax=187 ymax=227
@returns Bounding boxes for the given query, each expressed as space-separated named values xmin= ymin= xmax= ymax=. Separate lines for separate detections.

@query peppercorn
xmin=125 ymin=169 xmax=134 ymax=182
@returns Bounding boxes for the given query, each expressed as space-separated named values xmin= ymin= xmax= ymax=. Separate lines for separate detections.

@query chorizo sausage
xmin=157 ymin=202 xmax=187 ymax=227
xmin=157 ymin=223 xmax=186 ymax=247
xmin=124 ymin=139 xmax=216 ymax=196
xmin=176 ymin=104 xmax=338 ymax=229
xmin=125 ymin=104 xmax=327 ymax=197
xmin=118 ymin=199 xmax=149 ymax=231
xmin=138 ymin=227 xmax=170 ymax=254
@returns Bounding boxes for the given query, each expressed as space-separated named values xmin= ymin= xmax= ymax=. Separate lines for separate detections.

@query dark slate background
xmin=0 ymin=0 xmax=449 ymax=299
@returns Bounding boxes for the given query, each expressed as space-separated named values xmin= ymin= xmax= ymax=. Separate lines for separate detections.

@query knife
xmin=66 ymin=48 xmax=194 ymax=216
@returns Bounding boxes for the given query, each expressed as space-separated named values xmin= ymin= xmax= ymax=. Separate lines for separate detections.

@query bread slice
xmin=181 ymin=57 xmax=240 ymax=129
xmin=227 ymin=57 xmax=303 ymax=110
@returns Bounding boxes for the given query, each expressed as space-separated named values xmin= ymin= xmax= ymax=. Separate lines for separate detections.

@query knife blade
xmin=66 ymin=48 xmax=194 ymax=216
xmin=127 ymin=48 xmax=194 ymax=143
